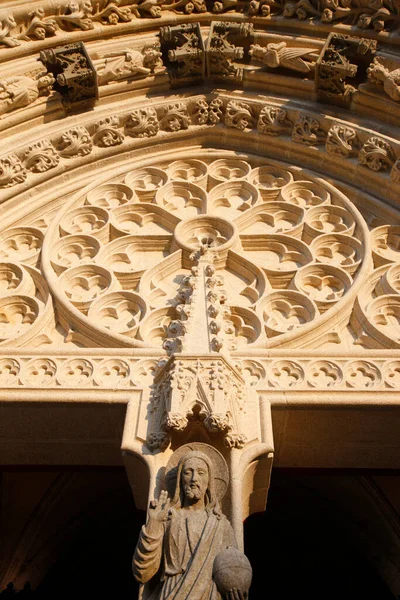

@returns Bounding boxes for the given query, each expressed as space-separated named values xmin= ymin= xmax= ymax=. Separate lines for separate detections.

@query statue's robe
xmin=133 ymin=508 xmax=237 ymax=600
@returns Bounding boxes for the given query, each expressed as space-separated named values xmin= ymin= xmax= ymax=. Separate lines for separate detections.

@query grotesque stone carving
xmin=96 ymin=45 xmax=163 ymax=84
xmin=0 ymin=72 xmax=55 ymax=116
xmin=250 ymin=42 xmax=318 ymax=73
xmin=133 ymin=443 xmax=252 ymax=599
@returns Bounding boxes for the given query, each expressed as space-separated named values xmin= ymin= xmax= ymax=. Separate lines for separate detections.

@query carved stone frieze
xmin=326 ymin=125 xmax=358 ymax=157
xmin=358 ymin=136 xmax=395 ymax=171
xmin=0 ymin=154 xmax=27 ymax=188
xmin=92 ymin=116 xmax=125 ymax=147
xmin=257 ymin=105 xmax=292 ymax=136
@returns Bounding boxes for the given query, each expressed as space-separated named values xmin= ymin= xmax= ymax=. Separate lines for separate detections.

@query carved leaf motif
xmin=125 ymin=108 xmax=159 ymax=138
xmin=326 ymin=125 xmax=357 ymax=157
xmin=391 ymin=159 xmax=400 ymax=182
xmin=358 ymin=136 xmax=395 ymax=171
xmin=56 ymin=126 xmax=93 ymax=158
xmin=55 ymin=1 xmax=94 ymax=31
xmin=92 ymin=116 xmax=124 ymax=147
xmin=18 ymin=9 xmax=57 ymax=41
xmin=292 ymin=115 xmax=322 ymax=145
xmin=0 ymin=14 xmax=21 ymax=47
xmin=257 ymin=105 xmax=291 ymax=136
xmin=160 ymin=103 xmax=190 ymax=131
xmin=23 ymin=139 xmax=60 ymax=172
xmin=209 ymin=98 xmax=224 ymax=124
xmin=193 ymin=99 xmax=209 ymax=125
xmin=0 ymin=154 xmax=27 ymax=188
xmin=225 ymin=100 xmax=253 ymax=131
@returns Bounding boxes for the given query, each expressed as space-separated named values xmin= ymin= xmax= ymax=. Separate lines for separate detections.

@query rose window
xmin=39 ymin=154 xmax=370 ymax=351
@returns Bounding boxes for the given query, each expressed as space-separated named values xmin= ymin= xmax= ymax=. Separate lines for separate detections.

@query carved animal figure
xmin=250 ymin=42 xmax=319 ymax=73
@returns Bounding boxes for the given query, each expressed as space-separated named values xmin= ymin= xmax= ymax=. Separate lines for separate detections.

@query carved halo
xmin=165 ymin=442 xmax=229 ymax=501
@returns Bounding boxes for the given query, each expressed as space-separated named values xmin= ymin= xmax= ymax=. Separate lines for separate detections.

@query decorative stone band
xmin=0 ymin=93 xmax=399 ymax=203
xmin=0 ymin=353 xmax=400 ymax=391
xmin=1 ymin=0 xmax=400 ymax=56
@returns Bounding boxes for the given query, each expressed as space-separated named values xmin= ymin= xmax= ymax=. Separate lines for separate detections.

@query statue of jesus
xmin=133 ymin=449 xmax=250 ymax=600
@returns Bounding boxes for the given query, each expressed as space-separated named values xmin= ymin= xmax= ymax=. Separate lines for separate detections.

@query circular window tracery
xmin=41 ymin=154 xmax=369 ymax=350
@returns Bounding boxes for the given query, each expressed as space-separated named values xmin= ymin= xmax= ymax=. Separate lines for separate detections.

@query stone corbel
xmin=159 ymin=23 xmax=205 ymax=87
xmin=39 ymin=41 xmax=98 ymax=111
xmin=316 ymin=33 xmax=377 ymax=107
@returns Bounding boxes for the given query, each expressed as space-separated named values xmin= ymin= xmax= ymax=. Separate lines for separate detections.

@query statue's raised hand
xmin=148 ymin=490 xmax=171 ymax=523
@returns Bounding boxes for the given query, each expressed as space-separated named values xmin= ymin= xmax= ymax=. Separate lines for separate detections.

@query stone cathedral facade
xmin=0 ymin=0 xmax=400 ymax=597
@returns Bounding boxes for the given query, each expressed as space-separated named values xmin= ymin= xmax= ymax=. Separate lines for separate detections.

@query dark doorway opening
xmin=0 ymin=469 xmax=397 ymax=599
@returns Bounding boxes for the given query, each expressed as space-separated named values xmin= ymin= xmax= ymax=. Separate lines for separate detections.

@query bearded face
xmin=181 ymin=457 xmax=209 ymax=503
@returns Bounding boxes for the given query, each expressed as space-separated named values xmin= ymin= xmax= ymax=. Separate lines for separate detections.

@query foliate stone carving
xmin=133 ymin=444 xmax=252 ymax=599
xmin=125 ymin=108 xmax=159 ymax=138
xmin=0 ymin=14 xmax=20 ymax=48
xmin=39 ymin=42 xmax=98 ymax=109
xmin=23 ymin=140 xmax=60 ymax=173
xmin=18 ymin=9 xmax=57 ymax=41
xmin=96 ymin=45 xmax=163 ymax=85
xmin=92 ymin=0 xmax=133 ymax=24
xmin=146 ymin=431 xmax=170 ymax=451
xmin=56 ymin=126 xmax=93 ymax=158
xmin=326 ymin=125 xmax=357 ymax=157
xmin=250 ymin=42 xmax=318 ymax=73
xmin=225 ymin=100 xmax=254 ymax=131
xmin=54 ymin=2 xmax=94 ymax=31
xmin=147 ymin=357 xmax=248 ymax=448
xmin=292 ymin=115 xmax=323 ymax=146
xmin=391 ymin=159 xmax=400 ymax=183
xmin=192 ymin=98 xmax=210 ymax=125
xmin=159 ymin=103 xmax=190 ymax=131
xmin=92 ymin=116 xmax=124 ymax=147
xmin=358 ymin=136 xmax=395 ymax=171
xmin=209 ymin=97 xmax=224 ymax=124
xmin=0 ymin=72 xmax=55 ymax=116
xmin=0 ymin=154 xmax=27 ymax=188
xmin=160 ymin=24 xmax=205 ymax=87
xmin=317 ymin=33 xmax=376 ymax=105
xmin=257 ymin=105 xmax=291 ymax=136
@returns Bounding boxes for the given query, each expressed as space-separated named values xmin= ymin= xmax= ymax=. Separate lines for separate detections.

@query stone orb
xmin=212 ymin=547 xmax=252 ymax=595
